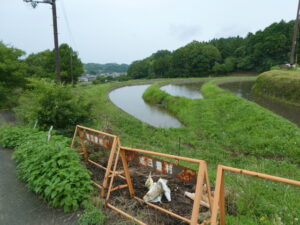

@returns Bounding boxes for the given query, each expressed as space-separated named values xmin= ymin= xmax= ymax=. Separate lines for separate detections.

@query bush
xmin=15 ymin=78 xmax=93 ymax=134
xmin=0 ymin=126 xmax=93 ymax=212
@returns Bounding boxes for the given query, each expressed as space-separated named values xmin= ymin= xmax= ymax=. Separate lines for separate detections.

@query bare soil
xmin=84 ymin=157 xmax=211 ymax=225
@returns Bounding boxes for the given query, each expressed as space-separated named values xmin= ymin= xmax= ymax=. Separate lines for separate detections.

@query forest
xmin=128 ymin=20 xmax=297 ymax=79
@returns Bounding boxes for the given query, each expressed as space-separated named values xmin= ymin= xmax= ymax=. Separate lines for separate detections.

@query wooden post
xmin=211 ymin=165 xmax=224 ymax=225
xmin=100 ymin=136 xmax=118 ymax=197
xmin=204 ymin=169 xmax=213 ymax=215
xmin=219 ymin=173 xmax=226 ymax=225
xmin=70 ymin=125 xmax=78 ymax=148
xmin=119 ymin=148 xmax=135 ymax=197
xmin=78 ymin=129 xmax=88 ymax=162
xmin=105 ymin=141 xmax=122 ymax=203
xmin=190 ymin=162 xmax=205 ymax=225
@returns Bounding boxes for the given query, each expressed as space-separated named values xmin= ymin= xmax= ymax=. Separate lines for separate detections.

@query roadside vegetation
xmin=15 ymin=78 xmax=93 ymax=135
xmin=0 ymin=41 xmax=83 ymax=109
xmin=253 ymin=70 xmax=300 ymax=106
xmin=0 ymin=126 xmax=92 ymax=212
xmin=2 ymin=17 xmax=300 ymax=225
xmin=1 ymin=76 xmax=300 ymax=224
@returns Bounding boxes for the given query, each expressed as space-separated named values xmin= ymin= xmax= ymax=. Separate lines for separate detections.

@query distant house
xmin=79 ymin=74 xmax=97 ymax=82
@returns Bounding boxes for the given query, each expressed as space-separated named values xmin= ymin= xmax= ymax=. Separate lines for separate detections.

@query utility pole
xmin=290 ymin=0 xmax=300 ymax=66
xmin=24 ymin=0 xmax=61 ymax=83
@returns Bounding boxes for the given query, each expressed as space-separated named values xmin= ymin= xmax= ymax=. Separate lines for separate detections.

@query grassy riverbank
xmin=253 ymin=70 xmax=300 ymax=106
xmin=82 ymin=77 xmax=300 ymax=224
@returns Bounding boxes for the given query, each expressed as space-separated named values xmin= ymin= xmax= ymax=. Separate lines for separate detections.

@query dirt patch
xmin=84 ymin=158 xmax=211 ymax=225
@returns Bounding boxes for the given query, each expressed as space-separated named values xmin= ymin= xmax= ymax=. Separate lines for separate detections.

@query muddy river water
xmin=109 ymin=79 xmax=300 ymax=128
xmin=219 ymin=81 xmax=300 ymax=127
xmin=109 ymin=85 xmax=182 ymax=128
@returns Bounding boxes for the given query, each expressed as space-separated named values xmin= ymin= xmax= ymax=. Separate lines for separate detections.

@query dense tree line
xmin=84 ymin=63 xmax=129 ymax=74
xmin=128 ymin=20 xmax=298 ymax=79
xmin=0 ymin=42 xmax=83 ymax=108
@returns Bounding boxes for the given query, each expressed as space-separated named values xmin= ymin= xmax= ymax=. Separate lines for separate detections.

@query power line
xmin=59 ymin=0 xmax=78 ymax=50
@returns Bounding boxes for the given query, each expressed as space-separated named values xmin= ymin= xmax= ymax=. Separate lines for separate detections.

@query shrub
xmin=0 ymin=126 xmax=93 ymax=212
xmin=0 ymin=126 xmax=39 ymax=149
xmin=79 ymin=202 xmax=106 ymax=225
xmin=253 ymin=70 xmax=300 ymax=105
xmin=15 ymin=78 xmax=93 ymax=134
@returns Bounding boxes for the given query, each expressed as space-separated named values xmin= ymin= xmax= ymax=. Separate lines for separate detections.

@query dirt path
xmin=0 ymin=111 xmax=79 ymax=225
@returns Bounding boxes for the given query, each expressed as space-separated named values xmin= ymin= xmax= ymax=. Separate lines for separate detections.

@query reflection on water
xmin=219 ymin=81 xmax=300 ymax=127
xmin=161 ymin=82 xmax=204 ymax=99
xmin=109 ymin=85 xmax=182 ymax=128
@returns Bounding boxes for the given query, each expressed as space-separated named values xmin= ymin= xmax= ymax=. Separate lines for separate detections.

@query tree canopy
xmin=128 ymin=19 xmax=299 ymax=79
xmin=25 ymin=43 xmax=84 ymax=83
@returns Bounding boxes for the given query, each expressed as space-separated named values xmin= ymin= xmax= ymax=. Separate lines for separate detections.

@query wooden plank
xmin=121 ymin=146 xmax=205 ymax=164
xmin=77 ymin=125 xmax=117 ymax=138
xmin=111 ymin=184 xmax=128 ymax=192
xmin=101 ymin=136 xmax=118 ymax=197
xmin=120 ymin=148 xmax=135 ymax=198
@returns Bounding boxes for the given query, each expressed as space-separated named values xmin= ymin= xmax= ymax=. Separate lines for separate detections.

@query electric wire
xmin=59 ymin=0 xmax=78 ymax=50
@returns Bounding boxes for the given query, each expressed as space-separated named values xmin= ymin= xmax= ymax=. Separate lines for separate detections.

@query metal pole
xmin=51 ymin=0 xmax=61 ymax=83
xmin=290 ymin=0 xmax=300 ymax=65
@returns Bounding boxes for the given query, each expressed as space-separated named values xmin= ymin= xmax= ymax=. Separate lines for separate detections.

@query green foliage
xmin=0 ymin=42 xmax=29 ymax=108
xmin=79 ymin=201 xmax=106 ymax=225
xmin=170 ymin=41 xmax=221 ymax=77
xmin=0 ymin=126 xmax=40 ymax=149
xmin=84 ymin=79 xmax=300 ymax=224
xmin=84 ymin=63 xmax=129 ymax=75
xmin=128 ymin=19 xmax=299 ymax=78
xmin=127 ymin=59 xmax=150 ymax=79
xmin=127 ymin=43 xmax=221 ymax=79
xmin=25 ymin=43 xmax=84 ymax=84
xmin=15 ymin=78 xmax=93 ymax=133
xmin=144 ymin=80 xmax=300 ymax=163
xmin=253 ymin=70 xmax=300 ymax=105
xmin=92 ymin=74 xmax=130 ymax=84
xmin=0 ymin=83 xmax=9 ymax=108
xmin=0 ymin=126 xmax=92 ymax=212
xmin=0 ymin=41 xmax=28 ymax=89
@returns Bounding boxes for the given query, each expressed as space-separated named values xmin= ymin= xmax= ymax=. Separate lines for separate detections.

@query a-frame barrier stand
xmin=71 ymin=125 xmax=124 ymax=197
xmin=106 ymin=146 xmax=213 ymax=225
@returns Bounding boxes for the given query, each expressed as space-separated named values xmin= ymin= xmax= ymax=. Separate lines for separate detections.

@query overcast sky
xmin=0 ymin=0 xmax=298 ymax=64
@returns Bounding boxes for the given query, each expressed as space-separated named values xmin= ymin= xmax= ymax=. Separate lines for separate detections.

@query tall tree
xmin=25 ymin=43 xmax=84 ymax=84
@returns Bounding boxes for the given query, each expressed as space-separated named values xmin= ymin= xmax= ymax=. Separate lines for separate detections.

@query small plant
xmin=79 ymin=201 xmax=106 ymax=225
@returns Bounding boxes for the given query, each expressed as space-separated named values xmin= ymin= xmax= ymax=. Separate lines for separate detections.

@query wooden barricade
xmin=210 ymin=165 xmax=300 ymax=225
xmin=71 ymin=125 xmax=122 ymax=197
xmin=106 ymin=146 xmax=213 ymax=225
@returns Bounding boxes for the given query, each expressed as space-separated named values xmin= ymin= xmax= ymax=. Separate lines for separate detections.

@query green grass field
xmin=82 ymin=77 xmax=300 ymax=224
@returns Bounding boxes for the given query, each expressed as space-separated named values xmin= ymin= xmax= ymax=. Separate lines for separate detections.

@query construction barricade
xmin=105 ymin=146 xmax=213 ymax=225
xmin=71 ymin=125 xmax=122 ymax=197
xmin=210 ymin=165 xmax=300 ymax=225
